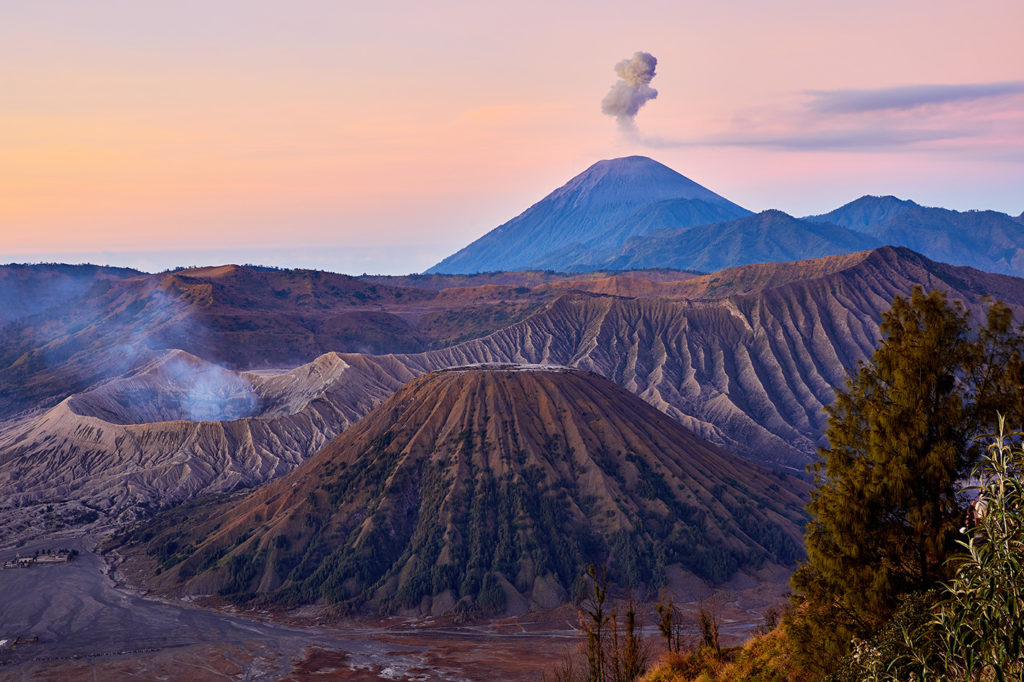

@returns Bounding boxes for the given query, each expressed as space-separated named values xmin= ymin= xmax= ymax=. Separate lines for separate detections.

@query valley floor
xmin=0 ymin=531 xmax=786 ymax=681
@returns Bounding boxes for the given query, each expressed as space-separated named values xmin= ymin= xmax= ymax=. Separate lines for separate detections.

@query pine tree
xmin=789 ymin=287 xmax=1024 ymax=674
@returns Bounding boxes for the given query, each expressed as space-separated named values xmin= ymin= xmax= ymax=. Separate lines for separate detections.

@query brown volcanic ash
xmin=3 ymin=246 xmax=1023 ymax=524
xmin=0 ymin=351 xmax=415 ymax=520
xmin=132 ymin=366 xmax=808 ymax=616
xmin=400 ymin=246 xmax=1024 ymax=468
xmin=0 ymin=263 xmax=140 ymax=325
xmin=0 ymin=264 xmax=548 ymax=420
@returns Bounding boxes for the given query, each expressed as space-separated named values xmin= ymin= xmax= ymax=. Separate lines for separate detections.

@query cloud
xmin=629 ymin=79 xmax=1024 ymax=157
xmin=696 ymin=127 xmax=967 ymax=151
xmin=635 ymin=126 xmax=967 ymax=152
xmin=806 ymin=81 xmax=1024 ymax=114
xmin=601 ymin=52 xmax=658 ymax=131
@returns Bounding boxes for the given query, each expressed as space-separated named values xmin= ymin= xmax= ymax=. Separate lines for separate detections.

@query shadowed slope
xmin=806 ymin=196 xmax=1024 ymax=275
xmin=402 ymin=247 xmax=1024 ymax=468
xmin=595 ymin=210 xmax=881 ymax=273
xmin=131 ymin=367 xmax=808 ymax=616
xmin=3 ymin=247 xmax=1022 ymax=530
xmin=0 ymin=263 xmax=141 ymax=325
xmin=427 ymin=156 xmax=748 ymax=274
xmin=805 ymin=195 xmax=919 ymax=230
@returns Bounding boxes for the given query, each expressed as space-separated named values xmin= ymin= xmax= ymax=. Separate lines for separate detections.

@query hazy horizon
xmin=4 ymin=0 xmax=1023 ymax=273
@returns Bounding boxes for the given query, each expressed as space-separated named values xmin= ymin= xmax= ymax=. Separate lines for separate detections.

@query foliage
xmin=545 ymin=565 xmax=649 ymax=682
xmin=837 ymin=421 xmax=1024 ymax=681
xmin=656 ymin=592 xmax=684 ymax=653
xmin=697 ymin=601 xmax=720 ymax=657
xmin=607 ymin=601 xmax=649 ymax=682
xmin=933 ymin=422 xmax=1024 ymax=679
xmin=641 ymin=621 xmax=810 ymax=682
xmin=827 ymin=591 xmax=940 ymax=682
xmin=584 ymin=565 xmax=611 ymax=681
xmin=790 ymin=287 xmax=1024 ymax=673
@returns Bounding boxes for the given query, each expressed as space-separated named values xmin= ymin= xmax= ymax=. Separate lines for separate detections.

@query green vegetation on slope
xmin=126 ymin=368 xmax=808 ymax=616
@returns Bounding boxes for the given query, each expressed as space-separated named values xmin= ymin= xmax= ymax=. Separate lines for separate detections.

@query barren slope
xmin=3 ymin=247 xmax=1022 ymax=530
xmin=0 ymin=351 xmax=415 ymax=523
xmin=127 ymin=367 xmax=807 ymax=616
xmin=0 ymin=265 xmax=548 ymax=419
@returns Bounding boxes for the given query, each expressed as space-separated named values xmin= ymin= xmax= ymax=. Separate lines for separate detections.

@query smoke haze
xmin=602 ymin=51 xmax=658 ymax=131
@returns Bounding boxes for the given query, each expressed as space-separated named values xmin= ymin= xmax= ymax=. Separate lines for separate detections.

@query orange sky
xmin=3 ymin=0 xmax=1023 ymax=273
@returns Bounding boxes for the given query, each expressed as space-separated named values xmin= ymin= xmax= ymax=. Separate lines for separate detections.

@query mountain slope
xmin=426 ymin=156 xmax=748 ymax=274
xmin=0 ymin=263 xmax=141 ymax=325
xmin=128 ymin=366 xmax=808 ymax=616
xmin=804 ymin=195 xmax=920 ymax=231
xmin=411 ymin=247 xmax=1024 ymax=468
xmin=0 ymin=264 xmax=549 ymax=420
xmin=595 ymin=210 xmax=881 ymax=272
xmin=5 ymin=247 xmax=1023 ymax=532
xmin=532 ymin=197 xmax=753 ymax=272
xmin=867 ymin=206 xmax=1024 ymax=275
xmin=0 ymin=351 xmax=412 ymax=523
xmin=806 ymin=196 xmax=1024 ymax=275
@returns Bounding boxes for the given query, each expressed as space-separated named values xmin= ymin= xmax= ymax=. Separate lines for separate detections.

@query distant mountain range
xmin=805 ymin=196 xmax=1024 ymax=274
xmin=594 ymin=209 xmax=879 ymax=273
xmin=426 ymin=156 xmax=751 ymax=274
xmin=427 ymin=156 xmax=1024 ymax=276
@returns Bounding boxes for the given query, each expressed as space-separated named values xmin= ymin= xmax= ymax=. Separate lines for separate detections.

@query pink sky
xmin=3 ymin=0 xmax=1023 ymax=273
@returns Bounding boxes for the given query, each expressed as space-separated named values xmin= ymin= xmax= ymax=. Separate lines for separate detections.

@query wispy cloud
xmin=640 ymin=127 xmax=965 ymax=151
xmin=805 ymin=81 xmax=1024 ymax=114
xmin=635 ymin=80 xmax=1024 ymax=157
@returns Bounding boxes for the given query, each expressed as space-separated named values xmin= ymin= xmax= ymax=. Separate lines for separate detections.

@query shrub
xmin=838 ymin=419 xmax=1024 ymax=681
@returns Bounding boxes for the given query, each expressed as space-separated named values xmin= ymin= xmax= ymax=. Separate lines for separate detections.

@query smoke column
xmin=601 ymin=52 xmax=658 ymax=131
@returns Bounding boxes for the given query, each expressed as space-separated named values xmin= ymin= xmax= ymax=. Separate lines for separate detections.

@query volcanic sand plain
xmin=0 ymin=529 xmax=785 ymax=680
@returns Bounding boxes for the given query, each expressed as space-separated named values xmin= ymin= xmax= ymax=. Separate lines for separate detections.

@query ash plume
xmin=602 ymin=51 xmax=658 ymax=131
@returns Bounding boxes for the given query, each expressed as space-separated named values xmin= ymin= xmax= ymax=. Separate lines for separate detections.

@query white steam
xmin=601 ymin=52 xmax=659 ymax=131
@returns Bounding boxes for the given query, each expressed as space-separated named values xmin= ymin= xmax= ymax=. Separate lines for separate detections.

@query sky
xmin=3 ymin=0 xmax=1023 ymax=274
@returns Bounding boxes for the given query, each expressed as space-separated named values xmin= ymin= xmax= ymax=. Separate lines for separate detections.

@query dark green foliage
xmin=731 ymin=504 xmax=804 ymax=566
xmin=827 ymin=591 xmax=940 ymax=682
xmin=584 ymin=565 xmax=610 ymax=682
xmin=791 ymin=288 xmax=1024 ymax=674
xmin=71 ymin=509 xmax=100 ymax=525
xmin=217 ymin=548 xmax=264 ymax=600
xmin=835 ymin=426 xmax=1024 ymax=681
xmin=656 ymin=592 xmax=683 ymax=653
xmin=627 ymin=453 xmax=674 ymax=501
xmin=132 ymin=369 xmax=808 ymax=622
xmin=621 ymin=451 xmax=780 ymax=586
xmin=147 ymin=535 xmax=195 ymax=572
xmin=476 ymin=572 xmax=506 ymax=614
xmin=274 ymin=438 xmax=610 ymax=613
xmin=932 ymin=425 xmax=1024 ymax=679
xmin=607 ymin=530 xmax=648 ymax=587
